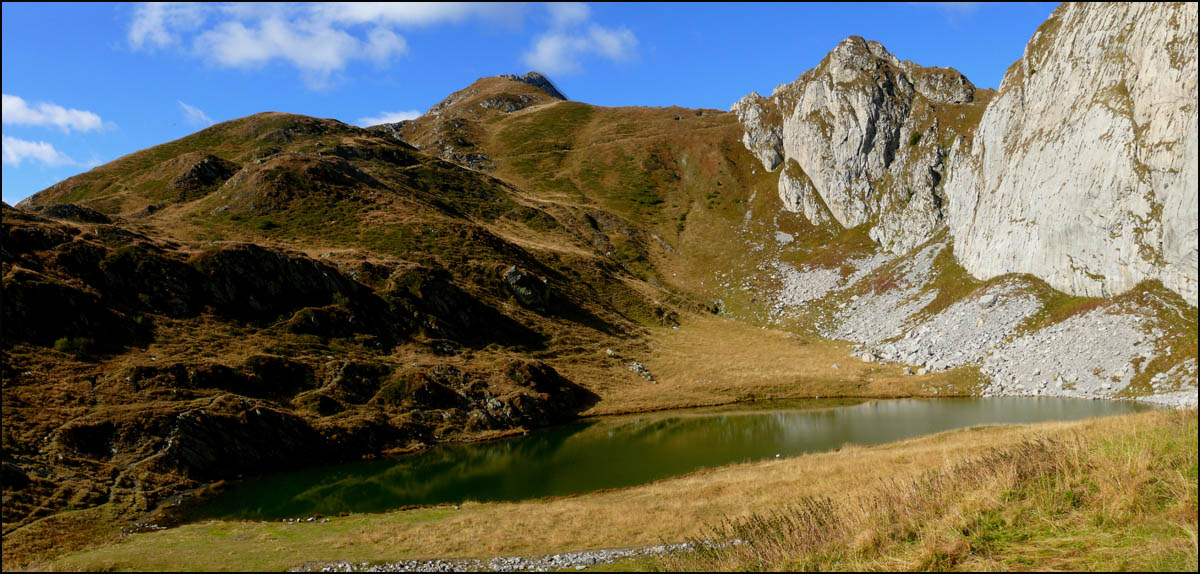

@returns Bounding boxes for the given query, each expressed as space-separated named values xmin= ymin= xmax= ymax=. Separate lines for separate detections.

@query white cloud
xmin=193 ymin=16 xmax=398 ymax=87
xmin=2 ymin=135 xmax=77 ymax=167
xmin=547 ymin=3 xmax=590 ymax=28
xmin=525 ymin=34 xmax=585 ymax=75
xmin=128 ymin=3 xmax=524 ymax=88
xmin=910 ymin=2 xmax=981 ymax=25
xmin=129 ymin=2 xmax=207 ymax=49
xmin=523 ymin=5 xmax=637 ymax=76
xmin=179 ymin=101 xmax=214 ymax=127
xmin=586 ymin=25 xmax=636 ymax=61
xmin=2 ymin=94 xmax=105 ymax=133
xmin=356 ymin=110 xmax=422 ymax=127
xmin=364 ymin=27 xmax=408 ymax=64
xmin=315 ymin=3 xmax=524 ymax=27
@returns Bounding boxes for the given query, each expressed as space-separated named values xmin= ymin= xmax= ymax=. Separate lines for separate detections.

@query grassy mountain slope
xmin=5 ymin=103 xmax=709 ymax=551
xmin=4 ymin=68 xmax=1196 ymax=570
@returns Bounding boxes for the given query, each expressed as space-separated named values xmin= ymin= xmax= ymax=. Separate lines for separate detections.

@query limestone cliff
xmin=945 ymin=2 xmax=1198 ymax=307
xmin=732 ymin=37 xmax=990 ymax=253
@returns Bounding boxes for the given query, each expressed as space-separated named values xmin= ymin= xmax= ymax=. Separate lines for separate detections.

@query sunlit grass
xmin=660 ymin=409 xmax=1198 ymax=572
xmin=32 ymin=410 xmax=1194 ymax=572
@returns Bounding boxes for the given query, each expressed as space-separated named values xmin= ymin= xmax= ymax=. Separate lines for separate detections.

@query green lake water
xmin=195 ymin=397 xmax=1150 ymax=520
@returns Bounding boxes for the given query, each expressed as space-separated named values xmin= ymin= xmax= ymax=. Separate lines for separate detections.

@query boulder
xmin=503 ymin=265 xmax=551 ymax=311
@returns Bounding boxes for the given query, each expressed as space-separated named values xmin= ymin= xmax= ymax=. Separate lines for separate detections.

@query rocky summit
xmin=732 ymin=36 xmax=989 ymax=253
xmin=2 ymin=2 xmax=1197 ymax=570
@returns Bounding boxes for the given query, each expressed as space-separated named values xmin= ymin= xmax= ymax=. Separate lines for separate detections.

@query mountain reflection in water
xmin=195 ymin=397 xmax=1149 ymax=520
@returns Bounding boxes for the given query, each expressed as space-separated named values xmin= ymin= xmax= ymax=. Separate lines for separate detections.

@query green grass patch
xmin=1014 ymin=279 xmax=1107 ymax=335
xmin=495 ymin=102 xmax=595 ymax=156
xmin=1115 ymin=281 xmax=1199 ymax=398
xmin=43 ymin=508 xmax=457 ymax=572
xmin=53 ymin=336 xmax=96 ymax=358
xmin=779 ymin=224 xmax=876 ymax=275
xmin=910 ymin=240 xmax=985 ymax=319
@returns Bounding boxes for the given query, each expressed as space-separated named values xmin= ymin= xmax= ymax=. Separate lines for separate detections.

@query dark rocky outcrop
xmin=498 ymin=72 xmax=568 ymax=101
xmin=2 ymin=205 xmax=80 ymax=259
xmin=503 ymin=359 xmax=597 ymax=420
xmin=372 ymin=360 xmax=597 ymax=433
xmin=123 ymin=357 xmax=314 ymax=400
xmin=97 ymin=243 xmax=205 ymax=317
xmin=385 ymin=266 xmax=542 ymax=347
xmin=328 ymin=141 xmax=420 ymax=167
xmin=327 ymin=361 xmax=392 ymax=404
xmin=191 ymin=243 xmax=368 ymax=320
xmin=170 ymin=154 xmax=239 ymax=202
xmin=2 ymin=207 xmax=556 ymax=359
xmin=25 ymin=203 xmax=113 ymax=224
xmin=0 ymin=461 xmax=31 ymax=490
xmin=241 ymin=355 xmax=318 ymax=398
xmin=155 ymin=396 xmax=329 ymax=480
xmin=285 ymin=305 xmax=357 ymax=338
xmin=503 ymin=265 xmax=551 ymax=311
xmin=2 ymin=266 xmax=146 ymax=350
xmin=221 ymin=154 xmax=384 ymax=214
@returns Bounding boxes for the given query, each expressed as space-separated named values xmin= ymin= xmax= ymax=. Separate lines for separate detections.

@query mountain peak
xmin=371 ymin=72 xmax=570 ymax=170
xmin=422 ymin=72 xmax=567 ymax=119
xmin=831 ymin=36 xmax=901 ymax=68
xmin=496 ymin=72 xmax=568 ymax=101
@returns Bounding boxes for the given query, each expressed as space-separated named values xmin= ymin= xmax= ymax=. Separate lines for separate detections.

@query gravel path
xmin=301 ymin=543 xmax=696 ymax=572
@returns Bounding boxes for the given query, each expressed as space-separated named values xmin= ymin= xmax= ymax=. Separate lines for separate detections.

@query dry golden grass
xmin=36 ymin=409 xmax=1192 ymax=572
xmin=577 ymin=313 xmax=981 ymax=416
xmin=663 ymin=408 xmax=1198 ymax=572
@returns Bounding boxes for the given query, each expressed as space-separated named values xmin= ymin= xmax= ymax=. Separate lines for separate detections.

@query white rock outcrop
xmin=777 ymin=160 xmax=831 ymax=225
xmin=729 ymin=93 xmax=783 ymax=171
xmin=945 ymin=2 xmax=1199 ymax=307
xmin=732 ymin=37 xmax=987 ymax=253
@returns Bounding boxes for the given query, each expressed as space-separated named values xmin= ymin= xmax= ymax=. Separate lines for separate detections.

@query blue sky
xmin=1 ymin=2 xmax=1058 ymax=204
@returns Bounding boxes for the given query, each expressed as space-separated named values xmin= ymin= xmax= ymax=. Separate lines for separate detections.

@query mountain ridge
xmin=3 ymin=3 xmax=1196 ymax=566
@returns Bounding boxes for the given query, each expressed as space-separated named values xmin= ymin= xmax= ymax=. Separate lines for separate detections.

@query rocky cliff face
xmin=945 ymin=2 xmax=1198 ymax=307
xmin=732 ymin=37 xmax=989 ymax=253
